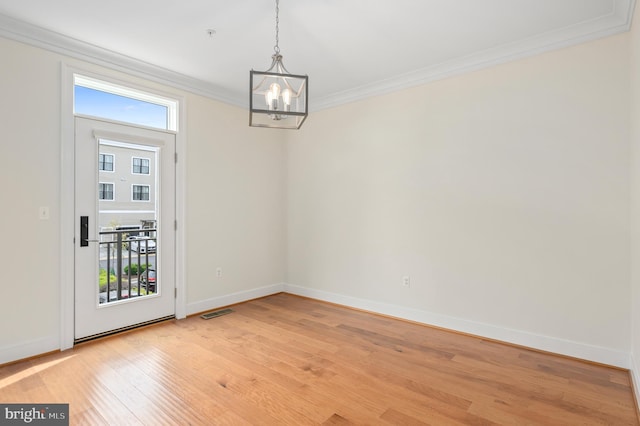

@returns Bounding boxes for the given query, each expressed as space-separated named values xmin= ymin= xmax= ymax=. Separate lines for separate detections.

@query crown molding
xmin=0 ymin=13 xmax=245 ymax=108
xmin=312 ymin=0 xmax=636 ymax=111
xmin=0 ymin=0 xmax=635 ymax=112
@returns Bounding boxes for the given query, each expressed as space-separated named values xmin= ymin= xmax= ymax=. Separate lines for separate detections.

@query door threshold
xmin=74 ymin=315 xmax=175 ymax=345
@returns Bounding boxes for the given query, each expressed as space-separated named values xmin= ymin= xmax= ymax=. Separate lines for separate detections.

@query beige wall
xmin=0 ymin=36 xmax=286 ymax=362
xmin=0 ymin=37 xmax=62 ymax=353
xmin=185 ymin=95 xmax=286 ymax=306
xmin=629 ymin=0 xmax=640 ymax=402
xmin=287 ymin=34 xmax=632 ymax=364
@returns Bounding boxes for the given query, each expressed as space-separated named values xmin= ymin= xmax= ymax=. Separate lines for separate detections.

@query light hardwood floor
xmin=1 ymin=293 xmax=638 ymax=425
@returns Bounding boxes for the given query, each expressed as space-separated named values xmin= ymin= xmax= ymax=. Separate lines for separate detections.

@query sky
xmin=74 ymin=86 xmax=168 ymax=130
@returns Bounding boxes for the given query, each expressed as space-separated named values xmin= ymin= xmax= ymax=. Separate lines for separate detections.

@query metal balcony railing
xmin=98 ymin=228 xmax=157 ymax=304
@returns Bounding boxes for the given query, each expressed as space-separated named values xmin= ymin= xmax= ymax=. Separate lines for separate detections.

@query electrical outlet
xmin=402 ymin=276 xmax=411 ymax=287
xmin=216 ymin=267 xmax=222 ymax=278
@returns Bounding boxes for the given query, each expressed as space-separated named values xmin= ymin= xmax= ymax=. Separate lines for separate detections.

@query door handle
xmin=80 ymin=216 xmax=100 ymax=245
xmin=80 ymin=216 xmax=90 ymax=247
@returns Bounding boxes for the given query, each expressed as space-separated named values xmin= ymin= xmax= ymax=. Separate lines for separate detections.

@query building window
xmin=132 ymin=157 xmax=150 ymax=175
xmin=132 ymin=185 xmax=150 ymax=201
xmin=99 ymin=154 xmax=114 ymax=172
xmin=99 ymin=183 xmax=114 ymax=200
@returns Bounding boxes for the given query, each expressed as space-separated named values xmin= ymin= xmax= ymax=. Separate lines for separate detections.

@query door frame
xmin=60 ymin=64 xmax=187 ymax=350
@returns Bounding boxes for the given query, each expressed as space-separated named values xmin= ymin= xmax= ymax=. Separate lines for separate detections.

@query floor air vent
xmin=200 ymin=308 xmax=233 ymax=320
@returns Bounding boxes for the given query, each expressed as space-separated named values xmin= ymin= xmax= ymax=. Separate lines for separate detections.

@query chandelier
xmin=249 ymin=0 xmax=308 ymax=129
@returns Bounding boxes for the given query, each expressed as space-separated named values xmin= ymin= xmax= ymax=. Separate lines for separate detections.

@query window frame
xmin=131 ymin=184 xmax=150 ymax=202
xmin=99 ymin=153 xmax=115 ymax=172
xmin=99 ymin=182 xmax=115 ymax=201
xmin=131 ymin=157 xmax=150 ymax=175
xmin=74 ymin=75 xmax=178 ymax=131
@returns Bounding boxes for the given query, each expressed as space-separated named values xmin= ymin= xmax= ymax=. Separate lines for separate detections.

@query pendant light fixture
xmin=250 ymin=0 xmax=308 ymax=129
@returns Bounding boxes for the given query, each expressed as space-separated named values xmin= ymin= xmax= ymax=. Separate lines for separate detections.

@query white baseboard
xmin=0 ymin=336 xmax=60 ymax=365
xmin=631 ymin=353 xmax=640 ymax=414
xmin=186 ymin=283 xmax=285 ymax=316
xmin=4 ymin=283 xmax=633 ymax=376
xmin=1 ymin=284 xmax=284 ymax=365
xmin=284 ymin=283 xmax=630 ymax=369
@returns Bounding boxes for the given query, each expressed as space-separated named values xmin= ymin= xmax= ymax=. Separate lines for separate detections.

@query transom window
xmin=74 ymin=75 xmax=178 ymax=131
xmin=132 ymin=157 xmax=150 ymax=175
xmin=99 ymin=183 xmax=114 ymax=200
xmin=99 ymin=154 xmax=114 ymax=172
xmin=132 ymin=185 xmax=150 ymax=201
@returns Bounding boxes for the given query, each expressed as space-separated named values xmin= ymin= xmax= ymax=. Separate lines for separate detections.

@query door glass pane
xmin=98 ymin=139 xmax=159 ymax=305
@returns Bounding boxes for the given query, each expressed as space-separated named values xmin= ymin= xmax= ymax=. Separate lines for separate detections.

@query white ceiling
xmin=0 ymin=0 xmax=635 ymax=110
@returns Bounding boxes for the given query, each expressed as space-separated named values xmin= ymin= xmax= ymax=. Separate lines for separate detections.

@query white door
xmin=74 ymin=116 xmax=176 ymax=340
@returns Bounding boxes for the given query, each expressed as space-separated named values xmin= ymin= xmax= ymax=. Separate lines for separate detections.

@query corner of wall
xmin=185 ymin=283 xmax=285 ymax=316
xmin=631 ymin=353 xmax=640 ymax=417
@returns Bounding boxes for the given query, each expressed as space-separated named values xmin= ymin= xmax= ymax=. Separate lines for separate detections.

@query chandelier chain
xmin=274 ymin=0 xmax=280 ymax=54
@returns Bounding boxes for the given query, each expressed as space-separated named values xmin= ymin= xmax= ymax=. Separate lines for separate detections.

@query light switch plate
xmin=39 ymin=206 xmax=50 ymax=220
